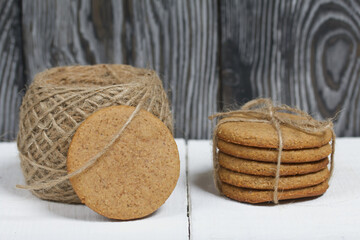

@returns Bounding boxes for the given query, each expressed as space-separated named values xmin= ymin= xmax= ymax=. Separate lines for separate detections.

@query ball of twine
xmin=17 ymin=64 xmax=173 ymax=204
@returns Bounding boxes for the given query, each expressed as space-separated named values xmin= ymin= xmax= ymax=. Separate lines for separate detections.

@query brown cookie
xmin=217 ymin=139 xmax=332 ymax=163
xmin=67 ymin=105 xmax=180 ymax=220
xmin=221 ymin=181 xmax=329 ymax=204
xmin=218 ymin=152 xmax=329 ymax=176
xmin=216 ymin=113 xmax=332 ymax=149
xmin=218 ymin=167 xmax=329 ymax=190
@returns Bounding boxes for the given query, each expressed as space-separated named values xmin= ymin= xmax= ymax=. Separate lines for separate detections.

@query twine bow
xmin=209 ymin=98 xmax=335 ymax=204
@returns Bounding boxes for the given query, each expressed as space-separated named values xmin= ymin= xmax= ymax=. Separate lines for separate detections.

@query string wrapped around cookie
xmin=17 ymin=64 xmax=173 ymax=204
xmin=209 ymin=98 xmax=335 ymax=204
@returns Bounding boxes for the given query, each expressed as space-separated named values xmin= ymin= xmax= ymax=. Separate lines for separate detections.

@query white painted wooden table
xmin=1 ymin=138 xmax=360 ymax=239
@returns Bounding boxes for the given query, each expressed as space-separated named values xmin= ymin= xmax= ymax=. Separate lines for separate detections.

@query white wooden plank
xmin=188 ymin=138 xmax=360 ymax=239
xmin=0 ymin=139 xmax=188 ymax=240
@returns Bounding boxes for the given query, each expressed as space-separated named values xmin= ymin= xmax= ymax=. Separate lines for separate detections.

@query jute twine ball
xmin=17 ymin=64 xmax=173 ymax=203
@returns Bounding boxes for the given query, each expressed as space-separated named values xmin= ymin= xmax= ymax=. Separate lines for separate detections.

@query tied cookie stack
xmin=210 ymin=99 xmax=335 ymax=204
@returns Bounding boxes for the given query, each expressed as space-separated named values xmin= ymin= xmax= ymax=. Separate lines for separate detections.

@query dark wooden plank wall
xmin=220 ymin=0 xmax=360 ymax=136
xmin=21 ymin=0 xmax=218 ymax=139
xmin=1 ymin=0 xmax=359 ymax=140
xmin=0 ymin=0 xmax=24 ymax=141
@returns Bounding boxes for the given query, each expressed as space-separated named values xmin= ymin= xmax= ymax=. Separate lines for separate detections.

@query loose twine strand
xmin=209 ymin=98 xmax=336 ymax=204
xmin=16 ymin=64 xmax=172 ymax=202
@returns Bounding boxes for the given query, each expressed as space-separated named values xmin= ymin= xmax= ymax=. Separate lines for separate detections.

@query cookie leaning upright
xmin=210 ymin=98 xmax=335 ymax=204
xmin=67 ymin=106 xmax=179 ymax=220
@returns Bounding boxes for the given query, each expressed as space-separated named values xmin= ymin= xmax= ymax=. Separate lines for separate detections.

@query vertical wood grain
xmin=21 ymin=0 xmax=218 ymax=139
xmin=0 ymin=0 xmax=24 ymax=141
xmin=128 ymin=0 xmax=219 ymax=139
xmin=220 ymin=0 xmax=360 ymax=137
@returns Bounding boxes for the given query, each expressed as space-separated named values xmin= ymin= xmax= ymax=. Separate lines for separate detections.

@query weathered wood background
xmin=1 ymin=0 xmax=359 ymax=140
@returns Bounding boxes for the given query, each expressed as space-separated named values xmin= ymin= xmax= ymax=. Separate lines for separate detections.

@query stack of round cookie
xmin=215 ymin=117 xmax=333 ymax=204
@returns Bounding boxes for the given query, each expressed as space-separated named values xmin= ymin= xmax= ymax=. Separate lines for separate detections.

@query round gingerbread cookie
xmin=218 ymin=152 xmax=329 ymax=176
xmin=217 ymin=139 xmax=332 ymax=163
xmin=221 ymin=181 xmax=329 ymax=204
xmin=218 ymin=167 xmax=329 ymax=190
xmin=67 ymin=106 xmax=180 ymax=220
xmin=216 ymin=113 xmax=332 ymax=149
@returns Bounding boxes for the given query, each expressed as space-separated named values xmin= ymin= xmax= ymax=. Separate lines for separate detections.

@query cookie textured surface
xmin=217 ymin=139 xmax=332 ymax=163
xmin=218 ymin=167 xmax=329 ymax=190
xmin=218 ymin=152 xmax=329 ymax=176
xmin=221 ymin=181 xmax=329 ymax=204
xmin=67 ymin=106 xmax=180 ymax=220
xmin=217 ymin=114 xmax=332 ymax=149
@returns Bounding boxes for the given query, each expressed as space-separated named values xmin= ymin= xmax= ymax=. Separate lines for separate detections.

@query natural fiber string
xmin=17 ymin=64 xmax=173 ymax=203
xmin=209 ymin=98 xmax=336 ymax=204
xmin=16 ymin=90 xmax=149 ymax=190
